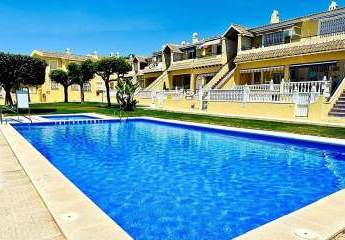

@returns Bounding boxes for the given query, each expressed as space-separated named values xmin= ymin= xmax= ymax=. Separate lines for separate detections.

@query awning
xmin=290 ymin=61 xmax=337 ymax=68
xmin=240 ymin=66 xmax=285 ymax=74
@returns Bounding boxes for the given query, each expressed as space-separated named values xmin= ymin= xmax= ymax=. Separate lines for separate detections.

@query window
xmin=186 ymin=48 xmax=196 ymax=59
xmin=320 ymin=15 xmax=345 ymax=36
xmin=139 ymin=62 xmax=147 ymax=70
xmin=263 ymin=31 xmax=284 ymax=47
xmin=83 ymin=82 xmax=91 ymax=92
xmin=217 ymin=45 xmax=222 ymax=55
xmin=48 ymin=60 xmax=58 ymax=70
xmin=51 ymin=81 xmax=59 ymax=90
xmin=71 ymin=84 xmax=80 ymax=91
xmin=29 ymin=87 xmax=38 ymax=94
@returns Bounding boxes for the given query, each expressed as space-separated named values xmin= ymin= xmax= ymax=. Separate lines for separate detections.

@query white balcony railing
xmin=136 ymin=90 xmax=153 ymax=99
xmin=238 ymin=32 xmax=345 ymax=55
xmin=137 ymin=89 xmax=199 ymax=101
xmin=207 ymin=89 xmax=318 ymax=104
xmin=232 ymin=80 xmax=327 ymax=94
xmin=207 ymin=80 xmax=331 ymax=104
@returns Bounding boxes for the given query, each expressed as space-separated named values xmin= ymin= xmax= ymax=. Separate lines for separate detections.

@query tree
xmin=0 ymin=52 xmax=46 ymax=105
xmin=49 ymin=69 xmax=73 ymax=103
xmin=67 ymin=60 xmax=96 ymax=103
xmin=66 ymin=63 xmax=82 ymax=102
xmin=95 ymin=57 xmax=132 ymax=107
xmin=116 ymin=78 xmax=139 ymax=111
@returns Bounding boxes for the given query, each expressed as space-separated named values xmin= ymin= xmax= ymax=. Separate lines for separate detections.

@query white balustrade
xmin=207 ymin=90 xmax=244 ymax=102
xmin=232 ymin=80 xmax=328 ymax=94
xmin=207 ymin=89 xmax=317 ymax=104
xmin=137 ymin=90 xmax=153 ymax=99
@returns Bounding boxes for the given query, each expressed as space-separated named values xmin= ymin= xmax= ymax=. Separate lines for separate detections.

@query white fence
xmin=208 ymin=80 xmax=330 ymax=104
xmin=232 ymin=80 xmax=327 ymax=94
xmin=137 ymin=89 xmax=199 ymax=100
xmin=136 ymin=90 xmax=154 ymax=99
xmin=207 ymin=90 xmax=320 ymax=104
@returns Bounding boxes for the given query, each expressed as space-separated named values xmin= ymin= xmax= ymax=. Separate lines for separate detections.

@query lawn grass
xmin=9 ymin=102 xmax=345 ymax=139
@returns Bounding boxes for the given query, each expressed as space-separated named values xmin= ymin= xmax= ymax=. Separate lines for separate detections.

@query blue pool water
xmin=14 ymin=120 xmax=345 ymax=240
xmin=41 ymin=114 xmax=99 ymax=121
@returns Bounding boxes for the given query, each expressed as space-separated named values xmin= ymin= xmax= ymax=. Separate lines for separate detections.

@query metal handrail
xmin=0 ymin=105 xmax=32 ymax=124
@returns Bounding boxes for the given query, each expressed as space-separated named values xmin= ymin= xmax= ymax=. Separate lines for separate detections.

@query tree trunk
xmin=5 ymin=89 xmax=13 ymax=106
xmin=105 ymin=81 xmax=111 ymax=107
xmin=79 ymin=84 xmax=85 ymax=103
xmin=64 ymin=86 xmax=69 ymax=103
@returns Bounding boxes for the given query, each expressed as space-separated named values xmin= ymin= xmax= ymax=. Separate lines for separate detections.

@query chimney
xmin=270 ymin=10 xmax=280 ymax=24
xmin=329 ymin=1 xmax=338 ymax=11
xmin=65 ymin=48 xmax=71 ymax=54
xmin=192 ymin=32 xmax=199 ymax=44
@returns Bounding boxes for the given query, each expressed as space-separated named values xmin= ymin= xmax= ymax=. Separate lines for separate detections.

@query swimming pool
xmin=40 ymin=114 xmax=100 ymax=121
xmin=14 ymin=119 xmax=345 ymax=240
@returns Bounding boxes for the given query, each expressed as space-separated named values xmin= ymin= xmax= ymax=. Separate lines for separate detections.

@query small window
xmin=48 ymin=60 xmax=58 ymax=70
xmin=83 ymin=82 xmax=91 ymax=92
xmin=29 ymin=87 xmax=38 ymax=94
xmin=186 ymin=49 xmax=196 ymax=59
xmin=320 ymin=15 xmax=345 ymax=36
xmin=51 ymin=81 xmax=59 ymax=90
xmin=71 ymin=84 xmax=80 ymax=91
xmin=263 ymin=31 xmax=284 ymax=47
xmin=216 ymin=45 xmax=222 ymax=55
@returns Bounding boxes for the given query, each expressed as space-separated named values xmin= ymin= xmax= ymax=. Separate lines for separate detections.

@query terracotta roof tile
xmin=235 ymin=38 xmax=345 ymax=63
xmin=34 ymin=50 xmax=91 ymax=61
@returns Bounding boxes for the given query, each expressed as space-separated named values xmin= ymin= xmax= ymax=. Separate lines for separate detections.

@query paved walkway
xmin=0 ymin=131 xmax=65 ymax=240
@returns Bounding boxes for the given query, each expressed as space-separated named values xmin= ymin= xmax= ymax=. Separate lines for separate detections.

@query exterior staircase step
xmin=329 ymin=112 xmax=345 ymax=117
xmin=334 ymin=104 xmax=345 ymax=108
xmin=329 ymin=89 xmax=345 ymax=118
xmin=331 ymin=108 xmax=345 ymax=113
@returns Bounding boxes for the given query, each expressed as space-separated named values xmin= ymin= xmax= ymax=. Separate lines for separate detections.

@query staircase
xmin=214 ymin=67 xmax=236 ymax=89
xmin=329 ymin=90 xmax=345 ymax=117
xmin=146 ymin=70 xmax=168 ymax=90
xmin=203 ymin=59 xmax=235 ymax=91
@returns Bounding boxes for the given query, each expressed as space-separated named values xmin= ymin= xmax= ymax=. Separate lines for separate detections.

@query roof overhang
xmin=223 ymin=25 xmax=254 ymax=38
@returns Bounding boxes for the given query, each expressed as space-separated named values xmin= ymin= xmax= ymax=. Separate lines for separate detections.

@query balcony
xmin=236 ymin=33 xmax=345 ymax=63
xmin=169 ymin=54 xmax=223 ymax=71
xmin=141 ymin=62 xmax=164 ymax=74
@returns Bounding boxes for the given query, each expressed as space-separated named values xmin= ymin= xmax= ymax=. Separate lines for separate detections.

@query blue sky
xmin=0 ymin=0 xmax=340 ymax=56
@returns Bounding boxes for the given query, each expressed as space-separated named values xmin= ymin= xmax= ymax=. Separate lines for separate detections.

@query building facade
xmin=0 ymin=49 xmax=119 ymax=104
xmin=135 ymin=2 xmax=345 ymax=123
xmin=2 ymin=2 xmax=345 ymax=123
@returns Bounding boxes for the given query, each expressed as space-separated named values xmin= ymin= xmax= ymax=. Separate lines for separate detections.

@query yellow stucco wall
xmin=20 ymin=52 xmax=112 ymax=104
xmin=300 ymin=19 xmax=319 ymax=38
xmin=207 ymin=102 xmax=296 ymax=119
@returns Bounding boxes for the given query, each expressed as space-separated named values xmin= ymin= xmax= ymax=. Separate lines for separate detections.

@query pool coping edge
xmin=4 ymin=114 xmax=345 ymax=240
xmin=0 ymin=124 xmax=133 ymax=240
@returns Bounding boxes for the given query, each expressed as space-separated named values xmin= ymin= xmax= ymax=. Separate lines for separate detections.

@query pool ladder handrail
xmin=0 ymin=105 xmax=32 ymax=124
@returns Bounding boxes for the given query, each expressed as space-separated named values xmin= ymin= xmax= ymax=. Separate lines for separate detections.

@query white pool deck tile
xmin=0 ymin=124 xmax=133 ymax=240
xmin=1 ymin=114 xmax=345 ymax=239
xmin=0 ymin=131 xmax=65 ymax=240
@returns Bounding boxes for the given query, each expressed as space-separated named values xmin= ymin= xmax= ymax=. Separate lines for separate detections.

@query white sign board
xmin=16 ymin=90 xmax=29 ymax=109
